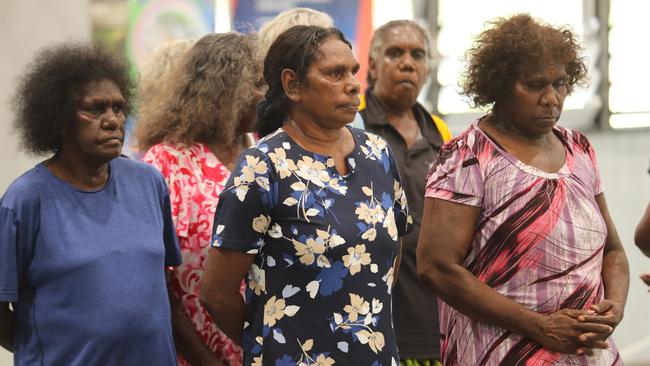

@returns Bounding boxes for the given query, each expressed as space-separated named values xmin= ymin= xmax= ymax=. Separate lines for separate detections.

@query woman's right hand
xmin=532 ymin=309 xmax=611 ymax=354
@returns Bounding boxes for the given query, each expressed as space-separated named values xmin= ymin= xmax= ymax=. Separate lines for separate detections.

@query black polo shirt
xmin=359 ymin=89 xmax=445 ymax=359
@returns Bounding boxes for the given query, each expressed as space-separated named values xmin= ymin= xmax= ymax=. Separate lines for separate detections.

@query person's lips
xmin=537 ymin=115 xmax=559 ymax=123
xmin=99 ymin=136 xmax=123 ymax=145
xmin=340 ymin=99 xmax=361 ymax=111
xmin=397 ymin=79 xmax=417 ymax=88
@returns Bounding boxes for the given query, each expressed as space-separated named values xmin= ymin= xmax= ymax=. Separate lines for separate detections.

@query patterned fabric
xmin=360 ymin=88 xmax=448 ymax=360
xmin=144 ymin=142 xmax=243 ymax=366
xmin=212 ymin=127 xmax=412 ymax=365
xmin=425 ymin=123 xmax=622 ymax=365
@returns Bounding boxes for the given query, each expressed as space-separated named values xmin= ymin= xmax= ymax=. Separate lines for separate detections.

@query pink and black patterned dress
xmin=425 ymin=123 xmax=622 ymax=365
xmin=144 ymin=142 xmax=243 ymax=366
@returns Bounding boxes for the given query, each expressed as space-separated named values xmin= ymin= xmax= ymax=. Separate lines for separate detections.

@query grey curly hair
xmin=367 ymin=19 xmax=436 ymax=87
xmin=258 ymin=7 xmax=334 ymax=54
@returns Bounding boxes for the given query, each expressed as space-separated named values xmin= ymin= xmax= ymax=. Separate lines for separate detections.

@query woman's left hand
xmin=574 ymin=299 xmax=624 ymax=347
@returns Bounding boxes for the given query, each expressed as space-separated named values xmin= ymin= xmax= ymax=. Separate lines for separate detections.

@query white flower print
xmin=248 ymin=264 xmax=266 ymax=295
xmin=292 ymin=238 xmax=326 ymax=266
xmin=252 ymin=356 xmax=263 ymax=366
xmin=241 ymin=155 xmax=268 ymax=183
xmin=232 ymin=154 xmax=269 ymax=201
xmin=360 ymin=134 xmax=387 ymax=160
xmin=296 ymin=339 xmax=336 ymax=366
xmin=252 ymin=214 xmax=271 ymax=234
xmin=342 ymin=244 xmax=372 ymax=275
xmin=263 ymin=296 xmax=286 ymax=327
xmin=269 ymin=147 xmax=297 ymax=179
xmin=333 ymin=293 xmax=387 ymax=354
xmin=295 ymin=156 xmax=331 ymax=187
xmin=355 ymin=329 xmax=385 ymax=354
xmin=343 ymin=293 xmax=370 ymax=322
xmin=382 ymin=207 xmax=398 ymax=241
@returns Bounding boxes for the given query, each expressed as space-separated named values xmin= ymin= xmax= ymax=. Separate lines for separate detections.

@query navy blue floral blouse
xmin=212 ymin=127 xmax=412 ymax=366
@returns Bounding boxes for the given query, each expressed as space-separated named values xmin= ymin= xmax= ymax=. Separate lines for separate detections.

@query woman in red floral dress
xmin=135 ymin=33 xmax=265 ymax=366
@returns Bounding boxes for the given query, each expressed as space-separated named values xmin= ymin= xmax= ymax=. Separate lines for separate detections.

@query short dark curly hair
xmin=12 ymin=41 xmax=134 ymax=155
xmin=461 ymin=13 xmax=588 ymax=109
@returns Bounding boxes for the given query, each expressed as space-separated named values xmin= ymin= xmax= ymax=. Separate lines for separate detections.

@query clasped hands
xmin=534 ymin=299 xmax=624 ymax=356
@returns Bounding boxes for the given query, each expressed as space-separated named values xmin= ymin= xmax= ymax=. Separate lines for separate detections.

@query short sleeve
xmin=0 ymin=207 xmax=20 ymax=302
xmin=212 ymin=149 xmax=276 ymax=254
xmin=570 ymin=130 xmax=604 ymax=196
xmin=143 ymin=144 xmax=190 ymax=238
xmin=585 ymin=138 xmax=603 ymax=196
xmin=149 ymin=168 xmax=181 ymax=267
xmin=425 ymin=134 xmax=485 ymax=207
xmin=0 ymin=183 xmax=40 ymax=302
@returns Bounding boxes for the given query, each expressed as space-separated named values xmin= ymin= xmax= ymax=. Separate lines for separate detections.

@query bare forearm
xmin=0 ymin=303 xmax=14 ymax=352
xmin=169 ymin=293 xmax=221 ymax=365
xmin=420 ymin=265 xmax=543 ymax=339
xmin=601 ymin=248 xmax=629 ymax=306
xmin=202 ymin=293 xmax=246 ymax=346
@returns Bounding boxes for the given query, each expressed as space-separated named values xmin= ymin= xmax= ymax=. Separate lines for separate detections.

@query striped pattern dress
xmin=424 ymin=123 xmax=622 ymax=365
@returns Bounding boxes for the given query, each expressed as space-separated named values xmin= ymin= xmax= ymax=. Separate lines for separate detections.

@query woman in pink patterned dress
xmin=135 ymin=33 xmax=265 ymax=366
xmin=416 ymin=14 xmax=629 ymax=365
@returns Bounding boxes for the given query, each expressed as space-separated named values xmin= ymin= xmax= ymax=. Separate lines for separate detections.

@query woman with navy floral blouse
xmin=201 ymin=26 xmax=411 ymax=366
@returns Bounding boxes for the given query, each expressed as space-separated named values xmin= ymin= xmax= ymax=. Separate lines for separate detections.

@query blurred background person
xmin=0 ymin=42 xmax=180 ymax=365
xmin=201 ymin=25 xmax=410 ymax=365
xmin=258 ymin=7 xmax=333 ymax=53
xmin=136 ymin=33 xmax=265 ymax=366
xmin=417 ymin=14 xmax=628 ymax=365
xmin=358 ymin=19 xmax=451 ymax=366
xmin=126 ymin=38 xmax=195 ymax=158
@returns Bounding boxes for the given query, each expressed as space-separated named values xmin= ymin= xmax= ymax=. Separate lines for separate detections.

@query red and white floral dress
xmin=144 ymin=142 xmax=242 ymax=366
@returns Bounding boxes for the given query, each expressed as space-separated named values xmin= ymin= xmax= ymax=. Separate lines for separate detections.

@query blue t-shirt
xmin=212 ymin=127 xmax=412 ymax=365
xmin=0 ymin=157 xmax=181 ymax=365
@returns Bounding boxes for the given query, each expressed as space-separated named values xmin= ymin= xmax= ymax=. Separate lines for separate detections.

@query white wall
xmin=588 ymin=129 xmax=650 ymax=365
xmin=0 ymin=0 xmax=90 ymax=193
xmin=0 ymin=1 xmax=89 ymax=363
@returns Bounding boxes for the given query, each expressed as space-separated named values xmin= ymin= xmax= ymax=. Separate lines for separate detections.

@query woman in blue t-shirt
xmin=201 ymin=26 xmax=412 ymax=365
xmin=0 ymin=42 xmax=181 ymax=365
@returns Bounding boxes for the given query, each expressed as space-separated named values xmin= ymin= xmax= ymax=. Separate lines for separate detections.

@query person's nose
xmin=540 ymin=86 xmax=560 ymax=107
xmin=102 ymin=109 xmax=121 ymax=130
xmin=346 ymin=73 xmax=361 ymax=95
xmin=399 ymin=54 xmax=416 ymax=72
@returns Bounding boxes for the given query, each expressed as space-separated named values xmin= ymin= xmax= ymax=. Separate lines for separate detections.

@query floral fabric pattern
xmin=212 ymin=127 xmax=411 ymax=365
xmin=425 ymin=123 xmax=622 ymax=366
xmin=144 ymin=142 xmax=243 ymax=366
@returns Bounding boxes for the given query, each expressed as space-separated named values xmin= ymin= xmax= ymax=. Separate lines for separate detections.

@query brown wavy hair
xmin=135 ymin=32 xmax=263 ymax=150
xmin=461 ymin=13 xmax=588 ymax=109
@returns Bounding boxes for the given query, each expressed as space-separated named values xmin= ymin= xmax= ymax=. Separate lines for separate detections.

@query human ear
xmin=368 ymin=58 xmax=378 ymax=81
xmin=281 ymin=69 xmax=302 ymax=103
